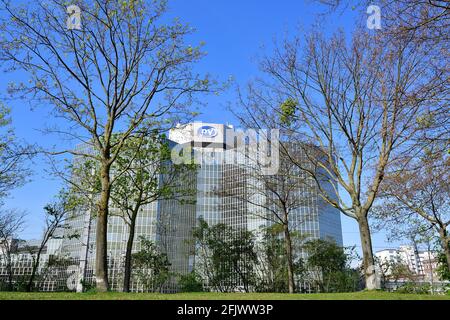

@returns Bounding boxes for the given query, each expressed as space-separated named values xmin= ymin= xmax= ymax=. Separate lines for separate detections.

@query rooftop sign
xmin=197 ymin=126 xmax=218 ymax=138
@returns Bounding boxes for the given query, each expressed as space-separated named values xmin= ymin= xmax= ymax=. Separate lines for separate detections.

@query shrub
xmin=179 ymin=272 xmax=203 ymax=292
xmin=396 ymin=282 xmax=431 ymax=294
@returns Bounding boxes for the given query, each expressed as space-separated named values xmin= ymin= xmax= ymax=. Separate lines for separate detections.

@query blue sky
xmin=2 ymin=0 xmax=402 ymax=254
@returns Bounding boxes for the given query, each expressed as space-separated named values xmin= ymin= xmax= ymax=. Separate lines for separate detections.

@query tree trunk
xmin=283 ymin=222 xmax=296 ymax=293
xmin=357 ymin=214 xmax=378 ymax=290
xmin=439 ymin=228 xmax=450 ymax=272
xmin=6 ymin=254 xmax=12 ymax=291
xmin=123 ymin=217 xmax=137 ymax=292
xmin=95 ymin=162 xmax=111 ymax=292
xmin=26 ymin=250 xmax=43 ymax=292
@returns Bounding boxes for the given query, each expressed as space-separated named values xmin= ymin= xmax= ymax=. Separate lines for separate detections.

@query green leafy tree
xmin=132 ymin=236 xmax=171 ymax=292
xmin=436 ymin=252 xmax=450 ymax=281
xmin=192 ymin=219 xmax=257 ymax=292
xmin=109 ymin=129 xmax=196 ymax=292
xmin=303 ymin=239 xmax=359 ymax=293
xmin=178 ymin=271 xmax=203 ymax=292
xmin=0 ymin=102 xmax=31 ymax=203
xmin=0 ymin=0 xmax=212 ymax=291
xmin=254 ymin=225 xmax=306 ymax=293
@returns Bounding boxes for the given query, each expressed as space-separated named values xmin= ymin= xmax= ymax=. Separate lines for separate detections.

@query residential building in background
xmin=375 ymin=245 xmax=439 ymax=283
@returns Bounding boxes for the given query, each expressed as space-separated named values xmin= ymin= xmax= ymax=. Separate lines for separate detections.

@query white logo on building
xmin=197 ymin=126 xmax=218 ymax=138
xmin=171 ymin=122 xmax=279 ymax=175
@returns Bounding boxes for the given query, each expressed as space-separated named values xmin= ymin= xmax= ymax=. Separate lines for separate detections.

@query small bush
xmin=396 ymin=282 xmax=431 ymax=294
xmin=179 ymin=272 xmax=203 ymax=292
xmin=80 ymin=280 xmax=95 ymax=293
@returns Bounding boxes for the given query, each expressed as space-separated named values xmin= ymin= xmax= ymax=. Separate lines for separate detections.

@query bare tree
xmin=316 ymin=0 xmax=449 ymax=39
xmin=235 ymin=27 xmax=443 ymax=289
xmin=220 ymin=144 xmax=314 ymax=293
xmin=25 ymin=191 xmax=73 ymax=292
xmin=373 ymin=152 xmax=449 ymax=271
xmin=0 ymin=0 xmax=211 ymax=291
xmin=0 ymin=208 xmax=26 ymax=291
xmin=315 ymin=0 xmax=450 ymax=150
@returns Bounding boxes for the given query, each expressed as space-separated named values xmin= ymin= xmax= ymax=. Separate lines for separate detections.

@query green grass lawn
xmin=0 ymin=291 xmax=449 ymax=300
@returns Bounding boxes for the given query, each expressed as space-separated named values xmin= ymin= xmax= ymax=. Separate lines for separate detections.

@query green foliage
xmin=303 ymin=239 xmax=359 ymax=293
xmin=0 ymin=102 xmax=11 ymax=127
xmin=192 ymin=218 xmax=257 ymax=292
xmin=132 ymin=236 xmax=171 ymax=292
xmin=304 ymin=239 xmax=347 ymax=271
xmin=279 ymin=98 xmax=297 ymax=126
xmin=0 ymin=102 xmax=30 ymax=202
xmin=396 ymin=282 xmax=431 ymax=294
xmin=1 ymin=291 xmax=450 ymax=300
xmin=254 ymin=226 xmax=306 ymax=293
xmin=111 ymin=130 xmax=197 ymax=218
xmin=6 ymin=275 xmax=29 ymax=292
xmin=178 ymin=271 xmax=204 ymax=292
xmin=436 ymin=252 xmax=450 ymax=281
xmin=83 ymin=285 xmax=98 ymax=294
xmin=39 ymin=255 xmax=78 ymax=292
xmin=416 ymin=112 xmax=435 ymax=129
xmin=389 ymin=262 xmax=415 ymax=282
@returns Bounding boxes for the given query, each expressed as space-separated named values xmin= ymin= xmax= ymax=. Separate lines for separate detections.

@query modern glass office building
xmin=167 ymin=123 xmax=343 ymax=291
xmin=170 ymin=123 xmax=343 ymax=247
xmin=1 ymin=122 xmax=342 ymax=292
